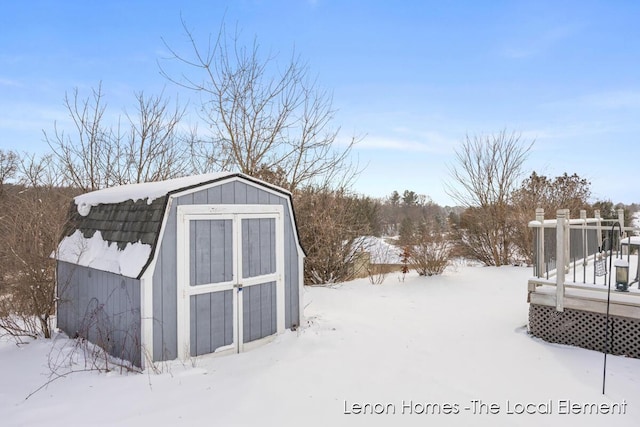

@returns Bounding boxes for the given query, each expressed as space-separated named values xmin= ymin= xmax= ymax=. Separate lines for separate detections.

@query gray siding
xmin=57 ymin=261 xmax=141 ymax=366
xmin=152 ymin=193 xmax=179 ymax=361
xmin=152 ymin=180 xmax=301 ymax=361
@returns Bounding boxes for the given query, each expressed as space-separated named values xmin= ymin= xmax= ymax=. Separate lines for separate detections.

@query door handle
xmin=234 ymin=283 xmax=243 ymax=291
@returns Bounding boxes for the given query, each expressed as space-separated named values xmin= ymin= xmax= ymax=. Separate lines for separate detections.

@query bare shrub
xmin=409 ymin=232 xmax=452 ymax=276
xmin=367 ymin=266 xmax=387 ymax=284
xmin=47 ymin=333 xmax=141 ymax=377
xmin=0 ymin=184 xmax=75 ymax=339
xmin=294 ymin=187 xmax=373 ymax=285
xmin=24 ymin=329 xmax=142 ymax=400
xmin=56 ymin=310 xmax=141 ymax=374
xmin=367 ymin=264 xmax=401 ymax=285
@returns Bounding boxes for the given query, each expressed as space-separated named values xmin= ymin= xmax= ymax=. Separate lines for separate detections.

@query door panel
xmin=242 ymin=281 xmax=277 ymax=343
xmin=190 ymin=219 xmax=233 ymax=286
xmin=241 ymin=218 xmax=276 ymax=278
xmin=190 ymin=290 xmax=234 ymax=356
xmin=240 ymin=217 xmax=277 ymax=345
xmin=188 ymin=218 xmax=235 ymax=356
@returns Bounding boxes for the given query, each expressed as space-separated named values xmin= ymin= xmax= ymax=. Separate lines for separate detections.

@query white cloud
xmin=345 ymin=125 xmax=461 ymax=153
xmin=0 ymin=103 xmax=68 ymax=131
xmin=540 ymin=90 xmax=640 ymax=111
xmin=577 ymin=90 xmax=640 ymax=110
xmin=519 ymin=120 xmax=628 ymax=150
xmin=501 ymin=23 xmax=582 ymax=59
xmin=352 ymin=130 xmax=460 ymax=153
xmin=0 ymin=77 xmax=22 ymax=87
xmin=357 ymin=136 xmax=435 ymax=152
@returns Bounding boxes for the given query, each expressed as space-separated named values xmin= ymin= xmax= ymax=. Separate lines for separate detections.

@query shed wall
xmin=57 ymin=261 xmax=142 ymax=366
xmin=152 ymin=180 xmax=301 ymax=361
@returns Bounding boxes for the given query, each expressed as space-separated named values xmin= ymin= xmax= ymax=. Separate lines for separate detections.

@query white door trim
xmin=176 ymin=204 xmax=284 ymax=360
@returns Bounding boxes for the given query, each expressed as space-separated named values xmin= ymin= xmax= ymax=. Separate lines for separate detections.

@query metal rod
xmin=546 ymin=261 xmax=549 ymax=280
xmin=603 ymin=222 xmax=621 ymax=395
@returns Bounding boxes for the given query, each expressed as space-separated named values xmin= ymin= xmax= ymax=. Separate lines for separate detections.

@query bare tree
xmin=160 ymin=20 xmax=358 ymax=191
xmin=45 ymin=84 xmax=190 ymax=191
xmin=446 ymin=130 xmax=533 ymax=266
xmin=44 ymin=84 xmax=111 ymax=191
xmin=116 ymin=91 xmax=190 ymax=184
xmin=17 ymin=152 xmax=63 ymax=188
xmin=511 ymin=172 xmax=591 ymax=264
xmin=0 ymin=149 xmax=19 ymax=195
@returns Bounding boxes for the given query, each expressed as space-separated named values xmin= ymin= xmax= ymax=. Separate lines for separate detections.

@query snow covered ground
xmin=1 ymin=264 xmax=639 ymax=426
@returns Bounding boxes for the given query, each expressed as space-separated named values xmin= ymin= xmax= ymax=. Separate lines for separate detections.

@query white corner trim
xmin=298 ymin=253 xmax=305 ymax=327
xmin=139 ymin=274 xmax=154 ymax=367
xmin=276 ymin=212 xmax=286 ymax=334
xmin=176 ymin=206 xmax=189 ymax=359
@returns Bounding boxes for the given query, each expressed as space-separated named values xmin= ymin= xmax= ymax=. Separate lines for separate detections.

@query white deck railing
xmin=528 ymin=208 xmax=639 ymax=311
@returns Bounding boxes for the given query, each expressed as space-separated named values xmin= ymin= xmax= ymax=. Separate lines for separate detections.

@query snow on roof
xmin=74 ymin=172 xmax=236 ymax=214
xmin=57 ymin=230 xmax=152 ymax=278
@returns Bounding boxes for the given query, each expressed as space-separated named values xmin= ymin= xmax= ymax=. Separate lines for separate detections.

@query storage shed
xmin=55 ymin=173 xmax=305 ymax=368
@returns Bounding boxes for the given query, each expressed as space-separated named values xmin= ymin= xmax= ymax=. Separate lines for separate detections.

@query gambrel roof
xmin=57 ymin=172 xmax=300 ymax=279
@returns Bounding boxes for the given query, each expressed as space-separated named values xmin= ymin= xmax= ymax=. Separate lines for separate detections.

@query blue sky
xmin=1 ymin=1 xmax=639 ymax=207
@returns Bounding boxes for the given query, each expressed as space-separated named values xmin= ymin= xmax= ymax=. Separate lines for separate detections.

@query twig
xmin=24 ymin=368 xmax=96 ymax=401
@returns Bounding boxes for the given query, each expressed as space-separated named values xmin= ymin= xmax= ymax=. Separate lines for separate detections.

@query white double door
xmin=177 ymin=205 xmax=285 ymax=358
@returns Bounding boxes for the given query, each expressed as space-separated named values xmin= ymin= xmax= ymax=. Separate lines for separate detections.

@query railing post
xmin=535 ymin=208 xmax=545 ymax=278
xmin=595 ymin=209 xmax=602 ymax=250
xmin=564 ymin=208 xmax=571 ymax=273
xmin=580 ymin=209 xmax=587 ymax=266
xmin=556 ymin=209 xmax=567 ymax=311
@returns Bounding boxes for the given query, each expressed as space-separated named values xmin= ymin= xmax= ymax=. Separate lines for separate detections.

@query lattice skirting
xmin=528 ymin=304 xmax=640 ymax=359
